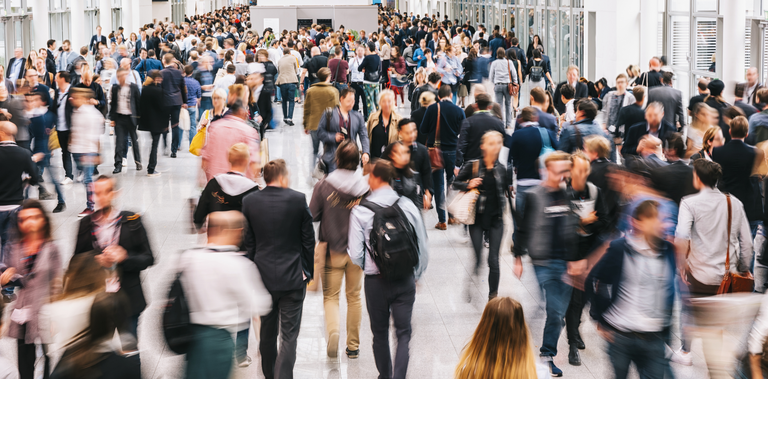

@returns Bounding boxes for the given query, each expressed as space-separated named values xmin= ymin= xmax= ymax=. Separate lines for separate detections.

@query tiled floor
xmin=0 ymin=100 xmax=731 ymax=379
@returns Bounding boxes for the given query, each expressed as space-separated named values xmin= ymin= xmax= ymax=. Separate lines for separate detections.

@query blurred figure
xmin=585 ymin=200 xmax=676 ymax=379
xmin=348 ymin=160 xmax=429 ymax=379
xmin=316 ymin=87 xmax=370 ymax=173
xmin=303 ymin=67 xmax=339 ymax=161
xmin=109 ymin=68 xmax=142 ymax=174
xmin=52 ymin=71 xmax=74 ymax=185
xmin=624 ymin=135 xmax=667 ymax=178
xmin=25 ymin=91 xmax=64 ymax=212
xmin=675 ymin=159 xmax=753 ymax=377
xmin=558 ymin=99 xmax=612 ymax=154
xmin=453 ymin=131 xmax=507 ymax=300
xmin=310 ymin=141 xmax=369 ymax=359
xmin=686 ymin=103 xmax=717 ymax=156
xmin=650 ymin=133 xmax=697 ymax=207
xmin=178 ymin=211 xmax=272 ymax=378
xmin=194 ymin=143 xmax=259 ymax=231
xmin=242 ymin=160 xmax=314 ymax=379
xmin=2 ymin=200 xmax=62 ymax=378
xmin=68 ymin=88 xmax=104 ymax=217
xmin=383 ymin=119 xmax=432 ymax=210
xmin=583 ymin=136 xmax=621 ymax=240
xmin=622 ymin=101 xmax=674 ymax=157
xmin=51 ymin=292 xmax=140 ymax=379
xmin=455 ymin=297 xmax=547 ymax=379
xmin=74 ymin=175 xmax=155 ymax=359
xmin=690 ymin=126 xmax=724 ymax=162
xmin=203 ymin=101 xmax=260 ymax=182
xmin=160 ymin=53 xmax=187 ymax=158
xmin=513 ymin=151 xmax=580 ymax=377
xmin=0 ymin=119 xmax=36 ymax=263
xmin=0 ymin=295 xmax=19 ymax=378
xmin=137 ymin=70 xmax=166 ymax=177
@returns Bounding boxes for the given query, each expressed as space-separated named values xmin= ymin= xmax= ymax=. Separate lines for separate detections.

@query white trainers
xmin=122 ymin=159 xmax=128 ymax=167
xmin=147 ymin=171 xmax=162 ymax=177
xmin=670 ymin=349 xmax=693 ymax=366
xmin=60 ymin=177 xmax=73 ymax=185
xmin=237 ymin=355 xmax=252 ymax=368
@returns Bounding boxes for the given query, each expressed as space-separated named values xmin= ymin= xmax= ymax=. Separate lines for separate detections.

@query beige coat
xmin=366 ymin=109 xmax=403 ymax=156
xmin=303 ymin=82 xmax=340 ymax=131
xmin=275 ymin=55 xmax=300 ymax=85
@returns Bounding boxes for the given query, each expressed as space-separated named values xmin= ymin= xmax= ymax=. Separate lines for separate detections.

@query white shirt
xmin=109 ymin=70 xmax=142 ymax=92
xmin=215 ymin=73 xmax=236 ymax=92
xmin=117 ymin=85 xmax=132 ymax=115
xmin=267 ymin=47 xmax=282 ymax=65
xmin=290 ymin=49 xmax=304 ymax=67
xmin=349 ymin=56 xmax=365 ymax=82
xmin=57 ymin=84 xmax=70 ymax=131
xmin=69 ymin=104 xmax=104 ymax=154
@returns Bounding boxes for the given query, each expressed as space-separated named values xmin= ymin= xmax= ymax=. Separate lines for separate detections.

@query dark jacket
xmin=242 ymin=186 xmax=315 ymax=292
xmin=411 ymin=105 xmax=429 ymax=145
xmin=456 ymin=111 xmax=506 ymax=167
xmin=533 ymin=106 xmax=558 ymax=134
xmin=261 ymin=60 xmax=278 ymax=93
xmin=137 ymin=83 xmax=167 ymax=133
xmin=309 ymin=169 xmax=369 ymax=253
xmin=252 ymin=86 xmax=273 ymax=138
xmin=194 ymin=172 xmax=260 ymax=229
xmin=316 ymin=108 xmax=370 ymax=169
xmin=616 ymin=103 xmax=646 ymax=141
xmin=584 ymin=237 xmax=676 ymax=331
xmin=513 ymin=183 xmax=580 ymax=263
xmin=554 ymin=81 xmax=588 ymax=114
xmin=489 ymin=36 xmax=506 ymax=59
xmin=419 ymin=99 xmax=466 ymax=150
xmin=648 ymin=85 xmax=686 ymax=129
xmin=566 ymin=181 xmax=609 ymax=258
xmin=453 ymin=160 xmax=508 ymax=222
xmin=109 ymin=83 xmax=141 ymax=126
xmin=89 ymin=34 xmax=108 ymax=54
xmin=706 ymin=98 xmax=732 ymax=141
xmin=735 ymin=100 xmax=759 ymax=119
xmin=160 ymin=65 xmax=187 ymax=107
xmin=588 ymin=158 xmax=621 ymax=235
xmin=650 ymin=160 xmax=697 ymax=206
xmin=52 ymin=350 xmax=141 ymax=379
xmin=74 ymin=81 xmax=107 ymax=116
xmin=507 ymin=124 xmax=559 ymax=182
xmin=75 ymin=211 xmax=155 ymax=316
xmin=410 ymin=83 xmax=438 ymax=113
xmin=621 ymin=120 xmax=676 ymax=157
xmin=712 ymin=139 xmax=764 ymax=222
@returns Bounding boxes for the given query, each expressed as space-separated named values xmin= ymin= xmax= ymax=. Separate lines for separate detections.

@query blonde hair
xmin=228 ymin=143 xmax=250 ymax=166
xmin=419 ymin=91 xmax=436 ymax=107
xmin=378 ymin=89 xmax=395 ymax=105
xmin=482 ymin=130 xmax=503 ymax=147
xmin=702 ymin=126 xmax=722 ymax=152
xmin=583 ymin=136 xmax=611 ymax=159
xmin=455 ymin=297 xmax=538 ymax=379
xmin=544 ymin=150 xmax=572 ymax=168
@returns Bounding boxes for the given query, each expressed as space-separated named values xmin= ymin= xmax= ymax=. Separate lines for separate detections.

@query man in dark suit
xmin=109 ymin=69 xmax=142 ymax=173
xmin=243 ymin=160 xmax=314 ymax=379
xmin=553 ymin=65 xmax=588 ymax=114
xmin=135 ymin=30 xmax=149 ymax=58
xmin=51 ymin=71 xmax=75 ymax=183
xmin=419 ymin=85 xmax=466 ymax=229
xmin=23 ymin=69 xmax=51 ymax=106
xmin=650 ymin=133 xmax=697 ymax=206
xmin=6 ymin=47 xmax=25 ymax=82
xmin=89 ymin=26 xmax=108 ymax=55
xmin=456 ymin=93 xmax=505 ymax=167
xmin=249 ymin=71 xmax=272 ymax=139
xmin=505 ymin=37 xmax=526 ymax=71
xmin=648 ymin=71 xmax=686 ymax=130
xmin=621 ymin=101 xmax=675 ymax=157
xmin=45 ymin=40 xmax=57 ymax=75
xmin=75 ymin=175 xmax=154 ymax=357
xmin=616 ymin=85 xmax=648 ymax=155
xmin=712 ymin=116 xmax=765 ymax=235
xmin=735 ymin=82 xmax=759 ymax=119
xmin=160 ymin=53 xmax=187 ymax=158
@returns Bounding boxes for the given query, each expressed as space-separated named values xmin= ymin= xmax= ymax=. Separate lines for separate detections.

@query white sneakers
xmin=60 ymin=177 xmax=73 ymax=185
xmin=670 ymin=349 xmax=693 ymax=366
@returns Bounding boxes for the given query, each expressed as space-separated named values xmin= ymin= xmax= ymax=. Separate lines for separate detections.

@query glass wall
xmin=0 ymin=0 xmax=32 ymax=68
xmin=85 ymin=0 xmax=99 ymax=47
xmin=49 ymin=0 xmax=71 ymax=45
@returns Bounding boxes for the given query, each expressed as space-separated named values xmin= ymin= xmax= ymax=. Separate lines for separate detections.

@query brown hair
xmin=729 ymin=116 xmax=749 ymax=139
xmin=335 ymin=140 xmax=360 ymax=171
xmin=584 ymin=136 xmax=611 ymax=159
xmin=701 ymin=126 xmax=722 ymax=152
xmin=18 ymin=199 xmax=52 ymax=241
xmin=530 ymin=86 xmax=547 ymax=104
xmin=370 ymin=159 xmax=395 ymax=183
xmin=59 ymin=251 xmax=109 ymax=301
xmin=632 ymin=85 xmax=646 ymax=102
xmin=263 ymin=159 xmax=289 ymax=184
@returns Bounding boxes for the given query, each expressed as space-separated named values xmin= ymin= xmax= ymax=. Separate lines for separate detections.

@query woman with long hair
xmin=690 ymin=126 xmax=725 ymax=162
xmin=626 ymin=64 xmax=640 ymax=87
xmin=526 ymin=34 xmax=543 ymax=61
xmin=507 ymin=50 xmax=523 ymax=116
xmin=456 ymin=297 xmax=545 ymax=379
xmin=2 ymin=200 xmax=62 ymax=379
xmin=126 ymin=32 xmax=138 ymax=55
xmin=24 ymin=50 xmax=38 ymax=73
xmin=389 ymin=46 xmax=407 ymax=107
xmin=686 ymin=103 xmax=717 ymax=157
xmin=378 ymin=35 xmax=391 ymax=87
xmin=366 ymin=89 xmax=402 ymax=159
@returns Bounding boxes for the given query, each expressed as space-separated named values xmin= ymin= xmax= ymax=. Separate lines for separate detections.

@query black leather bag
xmin=163 ymin=271 xmax=192 ymax=355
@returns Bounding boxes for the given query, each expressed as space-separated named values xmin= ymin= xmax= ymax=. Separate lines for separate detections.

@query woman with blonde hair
xmin=690 ymin=125 xmax=724 ymax=162
xmin=686 ymin=103 xmax=717 ymax=156
xmin=366 ymin=89 xmax=402 ymax=160
xmin=378 ymin=35 xmax=391 ymax=86
xmin=456 ymin=297 xmax=546 ymax=379
xmin=626 ymin=64 xmax=640 ymax=87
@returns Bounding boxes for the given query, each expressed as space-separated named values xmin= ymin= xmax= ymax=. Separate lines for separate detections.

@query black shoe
xmin=93 ymin=168 xmax=100 ymax=175
xmin=286 ymin=119 xmax=294 ymax=126
xmin=136 ymin=162 xmax=143 ymax=171
xmin=569 ymin=345 xmax=582 ymax=366
xmin=53 ymin=203 xmax=66 ymax=213
xmin=112 ymin=168 xmax=122 ymax=174
xmin=572 ymin=335 xmax=586 ymax=350
xmin=170 ymin=153 xmax=177 ymax=158
xmin=345 ymin=348 xmax=360 ymax=359
xmin=38 ymin=190 xmax=55 ymax=200
xmin=548 ymin=360 xmax=563 ymax=377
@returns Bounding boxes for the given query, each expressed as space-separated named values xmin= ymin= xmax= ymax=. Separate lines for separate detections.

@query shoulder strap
xmin=538 ymin=127 xmax=551 ymax=150
xmin=506 ymin=60 xmax=512 ymax=81
xmin=725 ymin=194 xmax=732 ymax=273
xmin=435 ymin=102 xmax=441 ymax=146
xmin=360 ymin=199 xmax=383 ymax=212
xmin=332 ymin=58 xmax=342 ymax=84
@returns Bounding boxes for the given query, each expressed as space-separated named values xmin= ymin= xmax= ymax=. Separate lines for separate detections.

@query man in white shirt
xmin=69 ymin=87 xmax=104 ymax=217
xmin=215 ymin=63 xmax=237 ymax=93
xmin=109 ymin=58 xmax=142 ymax=92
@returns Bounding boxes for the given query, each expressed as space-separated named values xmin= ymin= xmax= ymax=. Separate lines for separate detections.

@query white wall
xmin=250 ymin=5 xmax=379 ymax=34
xmin=258 ymin=0 xmax=370 ymax=5
xmin=585 ymin=0 xmax=641 ymax=86
xmin=153 ymin=1 xmax=173 ymax=24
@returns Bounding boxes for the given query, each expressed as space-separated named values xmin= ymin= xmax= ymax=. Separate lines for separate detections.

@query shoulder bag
xmin=717 ymin=194 xmax=754 ymax=294
xmin=506 ymin=60 xmax=519 ymax=96
xmin=428 ymin=102 xmax=444 ymax=170
xmin=447 ymin=160 xmax=480 ymax=225
xmin=189 ymin=110 xmax=210 ymax=156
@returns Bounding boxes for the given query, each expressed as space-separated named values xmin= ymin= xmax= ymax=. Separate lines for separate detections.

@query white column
xmin=639 ymin=0 xmax=658 ymax=69
xmin=31 ymin=0 xmax=50 ymax=48
xmin=122 ymin=0 xmax=133 ymax=34
xmin=71 ymin=0 xmax=86 ymax=51
xmin=100 ymin=0 xmax=112 ymax=33
xmin=722 ymin=0 xmax=746 ymax=104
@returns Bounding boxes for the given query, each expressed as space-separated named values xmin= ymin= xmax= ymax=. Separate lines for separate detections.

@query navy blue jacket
xmin=507 ymin=124 xmax=559 ymax=182
xmin=419 ymin=99 xmax=466 ymax=150
xmin=533 ymin=107 xmax=558 ymax=134
xmin=622 ymin=120 xmax=676 ymax=157
xmin=584 ymin=237 xmax=676 ymax=332
xmin=489 ymin=36 xmax=506 ymax=59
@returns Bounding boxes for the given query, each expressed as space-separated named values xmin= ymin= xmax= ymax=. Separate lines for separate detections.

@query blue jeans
xmin=431 ymin=150 xmax=457 ymax=223
xmin=0 ymin=207 xmax=19 ymax=263
xmin=37 ymin=154 xmax=65 ymax=204
xmin=310 ymin=129 xmax=322 ymax=157
xmin=494 ymin=83 xmax=513 ymax=127
xmin=279 ymin=83 xmax=296 ymax=120
xmin=199 ymin=97 xmax=212 ymax=121
xmin=236 ymin=327 xmax=249 ymax=363
xmin=186 ymin=106 xmax=198 ymax=147
xmin=73 ymin=153 xmax=97 ymax=210
xmin=533 ymin=260 xmax=572 ymax=358
xmin=607 ymin=328 xmax=668 ymax=379
xmin=512 ymin=183 xmax=537 ymax=246
xmin=167 ymin=105 xmax=182 ymax=154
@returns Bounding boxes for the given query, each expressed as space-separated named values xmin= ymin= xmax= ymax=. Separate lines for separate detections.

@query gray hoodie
xmin=309 ymin=169 xmax=370 ymax=253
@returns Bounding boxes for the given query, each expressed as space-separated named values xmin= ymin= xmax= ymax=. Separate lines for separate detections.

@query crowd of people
xmin=0 ymin=5 xmax=767 ymax=380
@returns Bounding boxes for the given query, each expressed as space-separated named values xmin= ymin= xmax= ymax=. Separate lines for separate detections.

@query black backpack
xmin=360 ymin=199 xmax=419 ymax=281
xmin=163 ymin=270 xmax=192 ymax=355
xmin=529 ymin=60 xmax=543 ymax=82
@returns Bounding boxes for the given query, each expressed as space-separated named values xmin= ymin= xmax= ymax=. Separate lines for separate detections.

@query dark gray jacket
xmin=316 ymin=108 xmax=370 ymax=166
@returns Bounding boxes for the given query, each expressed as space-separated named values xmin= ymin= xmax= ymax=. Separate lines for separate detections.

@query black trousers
xmin=17 ymin=324 xmax=49 ymax=379
xmin=565 ymin=288 xmax=586 ymax=346
xmin=58 ymin=130 xmax=73 ymax=179
xmin=114 ymin=114 xmax=141 ymax=169
xmin=147 ymin=131 xmax=166 ymax=174
xmin=259 ymin=288 xmax=306 ymax=379
xmin=350 ymin=82 xmax=368 ymax=121
xmin=364 ymin=274 xmax=415 ymax=379
xmin=468 ymin=218 xmax=503 ymax=298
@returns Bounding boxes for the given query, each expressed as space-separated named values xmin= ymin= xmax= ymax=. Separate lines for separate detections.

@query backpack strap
xmin=537 ymin=127 xmax=552 ymax=151
xmin=360 ymin=199 xmax=382 ymax=212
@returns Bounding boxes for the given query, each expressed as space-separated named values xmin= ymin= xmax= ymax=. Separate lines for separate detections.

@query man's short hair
xmin=666 ymin=132 xmax=686 ymax=158
xmin=577 ymin=99 xmax=598 ymax=120
xmin=693 ymin=158 xmax=722 ymax=188
xmin=427 ymin=72 xmax=442 ymax=84
xmin=560 ymin=84 xmax=575 ymax=100
xmin=698 ymin=78 xmax=709 ymax=92
xmin=661 ymin=71 xmax=674 ymax=85
xmin=584 ymin=136 xmax=611 ymax=159
xmin=263 ymin=159 xmax=289 ymax=184
xmin=47 ymin=39 xmax=56 ymax=48
xmin=633 ymin=200 xmax=659 ymax=221
xmin=530 ymin=86 xmax=547 ymax=104
xmin=397 ymin=118 xmax=415 ymax=130
xmin=80 ymin=46 xmax=88 ymax=55
xmin=633 ymin=85 xmax=646 ymax=102
xmin=226 ymin=63 xmax=236 ymax=74
xmin=339 ymin=87 xmax=355 ymax=100
xmin=228 ymin=143 xmax=250 ymax=165
xmin=519 ymin=106 xmax=538 ymax=123
xmin=336 ymin=140 xmax=360 ymax=170
xmin=370 ymin=159 xmax=395 ymax=183
xmin=317 ymin=67 xmax=331 ymax=82
xmin=438 ymin=84 xmax=452 ymax=99
xmin=163 ymin=53 xmax=175 ymax=64
xmin=755 ymin=88 xmax=768 ymax=105
xmin=730 ymin=116 xmax=749 ymax=139
xmin=647 ymin=101 xmax=665 ymax=114
xmin=475 ymin=92 xmax=491 ymax=110
xmin=56 ymin=71 xmax=71 ymax=83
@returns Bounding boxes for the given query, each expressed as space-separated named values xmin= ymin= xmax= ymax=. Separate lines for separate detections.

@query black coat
xmin=712 ymin=139 xmax=764 ymax=222
xmin=621 ymin=120 xmax=676 ymax=157
xmin=650 ymin=160 xmax=697 ymax=206
xmin=588 ymin=158 xmax=621 ymax=235
xmin=616 ymin=103 xmax=646 ymax=141
xmin=74 ymin=81 xmax=107 ymax=116
xmin=242 ymin=187 xmax=315 ymax=293
xmin=137 ymin=83 xmax=167 ymax=133
xmin=6 ymin=57 xmax=24 ymax=81
xmin=75 ymin=211 xmax=154 ymax=316
xmin=109 ymin=83 xmax=141 ymax=126
xmin=456 ymin=111 xmax=506 ymax=167
xmin=554 ymin=81 xmax=588 ymax=114
xmin=50 ymin=85 xmax=74 ymax=129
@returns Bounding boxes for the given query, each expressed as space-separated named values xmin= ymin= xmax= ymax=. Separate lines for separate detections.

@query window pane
xmin=0 ymin=22 xmax=5 ymax=67
xmin=669 ymin=0 xmax=690 ymax=12
xmin=573 ymin=11 xmax=583 ymax=75
xmin=744 ymin=19 xmax=751 ymax=72
xmin=670 ymin=15 xmax=690 ymax=67
xmin=560 ymin=9 xmax=570 ymax=79
xmin=694 ymin=17 xmax=716 ymax=72
xmin=695 ymin=0 xmax=717 ymax=12
xmin=547 ymin=9 xmax=557 ymax=80
xmin=675 ymin=72 xmax=691 ymax=109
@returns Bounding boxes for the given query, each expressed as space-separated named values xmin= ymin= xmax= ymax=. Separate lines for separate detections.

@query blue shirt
xmin=185 ymin=76 xmax=202 ymax=106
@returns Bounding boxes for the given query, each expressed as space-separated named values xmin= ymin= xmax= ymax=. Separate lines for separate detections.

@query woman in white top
xmin=686 ymin=103 xmax=718 ymax=158
xmin=423 ymin=49 xmax=436 ymax=75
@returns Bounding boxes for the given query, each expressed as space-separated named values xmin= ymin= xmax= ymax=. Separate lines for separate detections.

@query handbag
xmin=163 ymin=269 xmax=192 ymax=355
xmin=428 ymin=102 xmax=444 ymax=170
xmin=506 ymin=60 xmax=519 ymax=96
xmin=447 ymin=160 xmax=480 ymax=225
xmin=179 ymin=106 xmax=190 ymax=131
xmin=189 ymin=111 xmax=210 ymax=156
xmin=48 ymin=127 xmax=60 ymax=151
xmin=717 ymin=194 xmax=754 ymax=295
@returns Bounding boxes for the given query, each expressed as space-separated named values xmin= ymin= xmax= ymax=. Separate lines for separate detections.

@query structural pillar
xmin=71 ymin=0 xmax=86 ymax=52
xmin=31 ymin=0 xmax=50 ymax=49
xmin=722 ymin=0 xmax=746 ymax=104
xmin=100 ymin=0 xmax=112 ymax=33
xmin=123 ymin=0 xmax=134 ymax=36
xmin=639 ymin=0 xmax=658 ymax=69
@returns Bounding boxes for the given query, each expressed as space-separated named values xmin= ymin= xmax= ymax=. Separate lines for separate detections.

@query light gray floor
xmin=0 ymin=100 xmax=724 ymax=379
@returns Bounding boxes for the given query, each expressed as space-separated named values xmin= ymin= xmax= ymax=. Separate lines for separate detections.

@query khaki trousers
xmin=322 ymin=250 xmax=363 ymax=351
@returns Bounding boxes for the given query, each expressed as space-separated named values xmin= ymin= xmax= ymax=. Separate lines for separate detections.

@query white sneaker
xmin=237 ymin=355 xmax=252 ymax=368
xmin=122 ymin=159 xmax=128 ymax=167
xmin=147 ymin=171 xmax=162 ymax=177
xmin=670 ymin=349 xmax=693 ymax=366
xmin=60 ymin=177 xmax=73 ymax=185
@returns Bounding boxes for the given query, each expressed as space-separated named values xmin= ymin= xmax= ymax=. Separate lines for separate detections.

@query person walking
xmin=138 ymin=71 xmax=167 ymax=177
xmin=365 ymin=89 xmax=402 ymax=160
xmin=358 ymin=42 xmax=382 ymax=117
xmin=160 ymin=53 xmax=187 ymax=157
xmin=242 ymin=160 xmax=314 ymax=379
xmin=316 ymin=87 xmax=370 ymax=173
xmin=202 ymin=101 xmax=260 ymax=182
xmin=275 ymin=48 xmax=299 ymax=126
xmin=456 ymin=93 xmax=505 ymax=168
xmin=488 ymin=47 xmax=518 ymax=128
xmin=303 ymin=67 xmax=339 ymax=163
xmin=68 ymin=88 xmax=104 ymax=218
xmin=109 ymin=69 xmax=142 ymax=174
